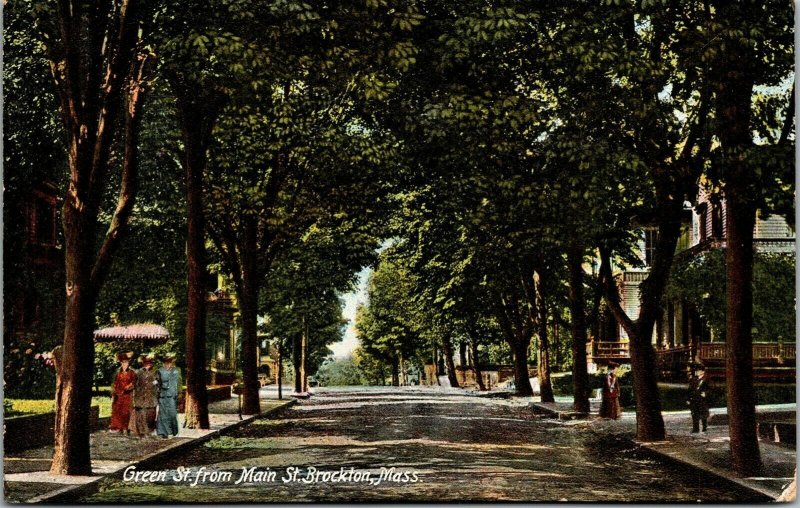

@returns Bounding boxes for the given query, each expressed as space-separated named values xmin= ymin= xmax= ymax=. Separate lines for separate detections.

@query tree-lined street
xmin=4 ymin=0 xmax=794 ymax=501
xmin=82 ymin=389 xmax=766 ymax=503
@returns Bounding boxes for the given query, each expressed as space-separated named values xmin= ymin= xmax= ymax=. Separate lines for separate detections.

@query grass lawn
xmin=6 ymin=397 xmax=113 ymax=418
xmin=6 ymin=384 xmax=224 ymax=418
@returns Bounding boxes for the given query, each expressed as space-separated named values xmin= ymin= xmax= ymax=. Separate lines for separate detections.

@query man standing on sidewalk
xmin=688 ymin=363 xmax=710 ymax=433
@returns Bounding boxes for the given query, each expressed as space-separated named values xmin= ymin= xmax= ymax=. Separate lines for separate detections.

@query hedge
xmin=551 ymin=374 xmax=794 ymax=410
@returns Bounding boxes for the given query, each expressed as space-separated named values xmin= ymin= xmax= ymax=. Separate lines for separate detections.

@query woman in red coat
xmin=110 ymin=352 xmax=137 ymax=433
xmin=599 ymin=361 xmax=622 ymax=420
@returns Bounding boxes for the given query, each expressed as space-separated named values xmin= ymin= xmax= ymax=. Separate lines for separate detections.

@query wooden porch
xmin=588 ymin=340 xmax=796 ymax=381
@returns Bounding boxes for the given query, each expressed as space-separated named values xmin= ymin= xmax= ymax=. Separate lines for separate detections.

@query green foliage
xmin=3 ymin=340 xmax=57 ymax=399
xmin=91 ymin=77 xmax=202 ymax=369
xmin=261 ymin=229 xmax=379 ymax=376
xmin=314 ymin=356 xmax=366 ymax=386
xmin=93 ymin=344 xmax=121 ymax=389
xmin=355 ymin=250 xmax=424 ymax=369
xmin=642 ymin=383 xmax=794 ymax=412
xmin=753 ymin=253 xmax=796 ymax=341
xmin=3 ymin=398 xmax=14 ymax=416
xmin=3 ymin=4 xmax=67 ymax=353
xmin=549 ymin=326 xmax=575 ymax=373
xmin=555 ymin=375 xmax=794 ymax=411
xmin=666 ymin=250 xmax=727 ymax=339
xmin=351 ymin=346 xmax=388 ymax=385
xmin=5 ymin=0 xmax=794 ymax=406
xmin=551 ymin=368 xmax=633 ymax=397
xmin=666 ymin=250 xmax=796 ymax=341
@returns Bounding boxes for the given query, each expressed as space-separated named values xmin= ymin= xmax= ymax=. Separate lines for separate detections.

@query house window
xmin=644 ymin=229 xmax=657 ymax=266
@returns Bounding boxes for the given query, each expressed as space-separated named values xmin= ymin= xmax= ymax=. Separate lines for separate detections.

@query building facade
xmin=589 ymin=187 xmax=796 ymax=380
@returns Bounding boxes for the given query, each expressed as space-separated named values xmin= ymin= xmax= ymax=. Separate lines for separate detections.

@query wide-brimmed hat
xmin=139 ymin=354 xmax=155 ymax=365
xmin=690 ymin=361 xmax=705 ymax=371
xmin=160 ymin=353 xmax=176 ymax=362
xmin=608 ymin=361 xmax=620 ymax=369
xmin=117 ymin=351 xmax=134 ymax=362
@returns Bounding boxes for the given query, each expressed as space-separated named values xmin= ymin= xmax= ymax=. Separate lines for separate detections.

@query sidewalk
xmin=530 ymin=400 xmax=796 ymax=501
xmin=3 ymin=391 xmax=295 ymax=503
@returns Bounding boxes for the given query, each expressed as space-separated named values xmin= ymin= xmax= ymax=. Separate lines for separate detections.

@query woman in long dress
xmin=129 ymin=354 xmax=158 ymax=437
xmin=599 ymin=361 xmax=622 ymax=420
xmin=156 ymin=354 xmax=181 ymax=438
xmin=110 ymin=352 xmax=137 ymax=433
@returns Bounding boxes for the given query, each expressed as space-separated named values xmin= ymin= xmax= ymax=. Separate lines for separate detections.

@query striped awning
xmin=93 ymin=324 xmax=170 ymax=343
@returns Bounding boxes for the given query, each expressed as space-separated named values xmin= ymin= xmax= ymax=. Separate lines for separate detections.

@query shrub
xmin=3 ymin=341 xmax=57 ymax=399
xmin=551 ymin=368 xmax=633 ymax=396
xmin=666 ymin=250 xmax=796 ymax=341
xmin=629 ymin=382 xmax=794 ymax=410
xmin=552 ymin=371 xmax=794 ymax=410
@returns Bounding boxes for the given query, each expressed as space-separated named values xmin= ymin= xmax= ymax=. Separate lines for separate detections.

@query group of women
xmin=109 ymin=351 xmax=181 ymax=438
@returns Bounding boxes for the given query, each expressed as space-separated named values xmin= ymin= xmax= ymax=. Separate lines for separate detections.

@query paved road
xmin=84 ymin=387 xmax=762 ymax=502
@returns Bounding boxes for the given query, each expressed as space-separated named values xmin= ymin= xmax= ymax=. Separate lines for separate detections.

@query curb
xmin=633 ymin=440 xmax=778 ymax=501
xmin=25 ymin=399 xmax=297 ymax=504
xmin=467 ymin=390 xmax=514 ymax=399
xmin=524 ymin=402 xmax=784 ymax=501
xmin=529 ymin=402 xmax=590 ymax=421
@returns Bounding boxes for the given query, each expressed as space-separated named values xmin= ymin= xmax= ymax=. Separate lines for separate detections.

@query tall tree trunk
xmin=433 ymin=346 xmax=442 ymax=385
xmin=567 ymin=242 xmax=590 ymax=413
xmin=535 ymin=271 xmax=555 ymax=403
xmin=716 ymin=19 xmax=761 ymax=473
xmin=510 ymin=339 xmax=533 ymax=396
xmin=601 ymin=216 xmax=677 ymax=442
xmin=293 ymin=332 xmax=302 ymax=393
xmin=51 ymin=223 xmax=96 ymax=475
xmin=494 ymin=294 xmax=534 ymax=396
xmin=277 ymin=342 xmax=283 ymax=400
xmin=472 ymin=343 xmax=486 ymax=391
xmin=536 ymin=313 xmax=554 ymax=402
xmin=51 ymin=74 xmax=147 ymax=472
xmin=301 ymin=318 xmax=308 ymax=393
xmin=441 ymin=333 xmax=460 ymax=388
xmin=46 ymin=6 xmax=148 ymax=474
xmin=553 ymin=309 xmax=560 ymax=369
xmin=238 ymin=218 xmax=261 ymax=414
xmin=459 ymin=341 xmax=468 ymax=367
xmin=724 ymin=201 xmax=760 ymax=473
xmin=467 ymin=332 xmax=486 ymax=391
xmin=628 ymin=318 xmax=665 ymax=441
xmin=391 ymin=359 xmax=400 ymax=386
xmin=179 ymin=100 xmax=211 ymax=430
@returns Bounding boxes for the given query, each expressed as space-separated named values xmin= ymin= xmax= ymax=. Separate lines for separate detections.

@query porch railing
xmin=655 ymin=342 xmax=796 ymax=365
xmin=698 ymin=342 xmax=796 ymax=362
xmin=654 ymin=345 xmax=692 ymax=375
xmin=587 ymin=340 xmax=630 ymax=359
